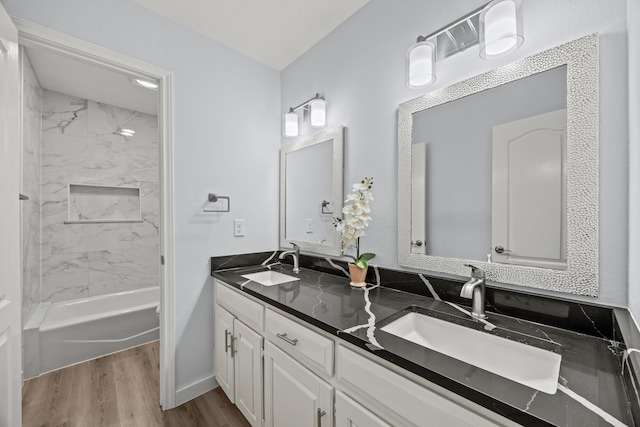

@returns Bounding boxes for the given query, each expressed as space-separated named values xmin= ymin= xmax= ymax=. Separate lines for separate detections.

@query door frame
xmin=14 ymin=18 xmax=177 ymax=409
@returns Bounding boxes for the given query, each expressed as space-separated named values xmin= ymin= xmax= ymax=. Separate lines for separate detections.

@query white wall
xmin=1 ymin=0 xmax=281 ymax=396
xmin=282 ymin=0 xmax=629 ymax=306
xmin=628 ymin=0 xmax=640 ymax=323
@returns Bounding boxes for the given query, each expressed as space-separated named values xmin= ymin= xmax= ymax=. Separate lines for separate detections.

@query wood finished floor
xmin=22 ymin=341 xmax=250 ymax=427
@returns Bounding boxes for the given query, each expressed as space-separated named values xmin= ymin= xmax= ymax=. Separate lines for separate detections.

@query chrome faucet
xmin=460 ymin=264 xmax=487 ymax=320
xmin=279 ymin=243 xmax=300 ymax=273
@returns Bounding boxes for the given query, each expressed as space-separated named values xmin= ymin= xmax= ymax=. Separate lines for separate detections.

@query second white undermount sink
xmin=241 ymin=270 xmax=299 ymax=287
xmin=380 ymin=310 xmax=562 ymax=394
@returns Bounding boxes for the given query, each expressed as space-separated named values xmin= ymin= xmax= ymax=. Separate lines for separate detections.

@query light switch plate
xmin=306 ymin=219 xmax=313 ymax=233
xmin=234 ymin=219 xmax=245 ymax=237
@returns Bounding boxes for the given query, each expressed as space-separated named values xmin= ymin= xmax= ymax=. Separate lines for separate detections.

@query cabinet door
xmin=234 ymin=319 xmax=263 ymax=427
xmin=335 ymin=391 xmax=391 ymax=427
xmin=214 ymin=306 xmax=235 ymax=402
xmin=264 ymin=341 xmax=332 ymax=427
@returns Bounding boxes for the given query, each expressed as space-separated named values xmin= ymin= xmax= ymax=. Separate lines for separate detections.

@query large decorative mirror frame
xmin=398 ymin=35 xmax=599 ymax=296
xmin=280 ymin=126 xmax=344 ymax=256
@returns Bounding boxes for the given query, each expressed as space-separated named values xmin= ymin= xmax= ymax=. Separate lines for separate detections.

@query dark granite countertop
xmin=211 ymin=253 xmax=636 ymax=427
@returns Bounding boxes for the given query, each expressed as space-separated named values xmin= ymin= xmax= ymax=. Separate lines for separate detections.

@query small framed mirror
xmin=398 ymin=35 xmax=599 ymax=296
xmin=280 ymin=126 xmax=344 ymax=256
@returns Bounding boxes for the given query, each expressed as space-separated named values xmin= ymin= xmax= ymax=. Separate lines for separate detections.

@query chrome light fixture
xmin=479 ymin=0 xmax=524 ymax=59
xmin=283 ymin=109 xmax=299 ymax=137
xmin=406 ymin=0 xmax=523 ymax=89
xmin=282 ymin=93 xmax=327 ymax=137
xmin=406 ymin=37 xmax=436 ymax=89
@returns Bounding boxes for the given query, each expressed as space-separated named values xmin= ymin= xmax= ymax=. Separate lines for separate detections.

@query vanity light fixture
xmin=406 ymin=0 xmax=523 ymax=89
xmin=131 ymin=77 xmax=159 ymax=90
xmin=282 ymin=93 xmax=327 ymax=137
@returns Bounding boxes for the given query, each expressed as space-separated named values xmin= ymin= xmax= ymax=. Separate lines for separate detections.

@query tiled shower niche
xmin=66 ymin=184 xmax=142 ymax=223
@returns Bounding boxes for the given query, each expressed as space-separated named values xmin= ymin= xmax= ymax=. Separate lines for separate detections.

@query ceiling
xmin=25 ymin=1 xmax=369 ymax=115
xmin=26 ymin=46 xmax=159 ymax=115
xmin=131 ymin=0 xmax=370 ymax=70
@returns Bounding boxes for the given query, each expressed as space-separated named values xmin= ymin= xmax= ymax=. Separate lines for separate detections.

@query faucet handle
xmin=464 ymin=263 xmax=485 ymax=279
xmin=290 ymin=242 xmax=299 ymax=249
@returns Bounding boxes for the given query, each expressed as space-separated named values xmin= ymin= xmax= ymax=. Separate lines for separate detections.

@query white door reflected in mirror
xmin=491 ymin=109 xmax=567 ymax=270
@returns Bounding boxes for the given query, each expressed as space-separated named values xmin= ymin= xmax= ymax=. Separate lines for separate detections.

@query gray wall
xmin=282 ymin=0 xmax=629 ymax=306
xmin=1 ymin=0 xmax=282 ymax=396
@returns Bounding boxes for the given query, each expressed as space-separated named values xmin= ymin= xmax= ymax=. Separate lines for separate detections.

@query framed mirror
xmin=280 ymin=126 xmax=344 ymax=256
xmin=398 ymin=35 xmax=599 ymax=296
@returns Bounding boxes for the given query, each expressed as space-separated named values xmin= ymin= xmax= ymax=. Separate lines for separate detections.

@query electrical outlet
xmin=306 ymin=219 xmax=313 ymax=233
xmin=234 ymin=219 xmax=245 ymax=237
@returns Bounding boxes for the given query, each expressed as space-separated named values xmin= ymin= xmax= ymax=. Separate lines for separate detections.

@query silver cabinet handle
xmin=225 ymin=330 xmax=232 ymax=353
xmin=494 ymin=245 xmax=512 ymax=254
xmin=317 ymin=409 xmax=326 ymax=426
xmin=411 ymin=240 xmax=423 ymax=247
xmin=231 ymin=335 xmax=236 ymax=356
xmin=276 ymin=332 xmax=298 ymax=346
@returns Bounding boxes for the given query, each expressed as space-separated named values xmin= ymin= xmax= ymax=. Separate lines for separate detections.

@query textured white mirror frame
xmin=280 ymin=126 xmax=344 ymax=256
xmin=398 ymin=35 xmax=599 ymax=296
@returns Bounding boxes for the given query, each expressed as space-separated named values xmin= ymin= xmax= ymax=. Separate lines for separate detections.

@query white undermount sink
xmin=241 ymin=271 xmax=299 ymax=287
xmin=380 ymin=311 xmax=561 ymax=394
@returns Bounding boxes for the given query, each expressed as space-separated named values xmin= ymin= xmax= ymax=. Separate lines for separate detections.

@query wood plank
xmin=22 ymin=341 xmax=250 ymax=427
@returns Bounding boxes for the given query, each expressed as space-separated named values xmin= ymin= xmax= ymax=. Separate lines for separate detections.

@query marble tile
xmin=41 ymin=221 xmax=133 ymax=256
xmin=39 ymin=92 xmax=159 ymax=303
xmin=21 ymin=48 xmax=42 ymax=325
xmin=87 ymin=100 xmax=157 ymax=140
xmin=132 ymin=196 xmax=159 ymax=248
xmin=69 ymin=185 xmax=140 ymax=221
xmin=42 ymin=90 xmax=88 ymax=136
xmin=88 ymin=247 xmax=159 ymax=293
xmin=41 ymin=252 xmax=90 ymax=302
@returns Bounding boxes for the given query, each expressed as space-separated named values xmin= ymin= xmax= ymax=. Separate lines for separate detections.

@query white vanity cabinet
xmin=335 ymin=391 xmax=392 ymax=427
xmin=214 ymin=279 xmax=516 ymax=427
xmin=214 ymin=285 xmax=264 ymax=427
xmin=263 ymin=341 xmax=333 ymax=427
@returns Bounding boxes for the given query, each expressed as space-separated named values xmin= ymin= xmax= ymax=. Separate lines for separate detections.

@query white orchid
xmin=333 ymin=177 xmax=375 ymax=269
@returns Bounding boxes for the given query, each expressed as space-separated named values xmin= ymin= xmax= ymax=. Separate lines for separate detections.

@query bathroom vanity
xmin=211 ymin=252 xmax=638 ymax=427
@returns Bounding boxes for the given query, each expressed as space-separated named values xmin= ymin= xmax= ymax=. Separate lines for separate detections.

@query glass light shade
xmin=283 ymin=111 xmax=299 ymax=137
xmin=309 ymin=99 xmax=327 ymax=127
xmin=479 ymin=0 xmax=524 ymax=59
xmin=406 ymin=39 xmax=436 ymax=89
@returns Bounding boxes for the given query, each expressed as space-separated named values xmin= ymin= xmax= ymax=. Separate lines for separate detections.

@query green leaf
xmin=359 ymin=253 xmax=376 ymax=261
xmin=355 ymin=259 xmax=368 ymax=269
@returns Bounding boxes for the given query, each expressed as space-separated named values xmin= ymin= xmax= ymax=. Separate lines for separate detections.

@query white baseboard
xmin=174 ymin=375 xmax=219 ymax=407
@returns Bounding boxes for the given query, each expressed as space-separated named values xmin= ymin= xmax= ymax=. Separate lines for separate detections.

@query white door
xmin=411 ymin=142 xmax=427 ymax=255
xmin=264 ymin=341 xmax=332 ymax=427
xmin=335 ymin=391 xmax=391 ymax=427
xmin=0 ymin=4 xmax=21 ymax=426
xmin=214 ymin=306 xmax=235 ymax=402
xmin=233 ymin=319 xmax=263 ymax=427
xmin=492 ymin=109 xmax=567 ymax=269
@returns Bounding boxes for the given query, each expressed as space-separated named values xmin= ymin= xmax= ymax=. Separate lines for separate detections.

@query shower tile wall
xmin=21 ymin=48 xmax=42 ymax=324
xmin=41 ymin=90 xmax=159 ymax=302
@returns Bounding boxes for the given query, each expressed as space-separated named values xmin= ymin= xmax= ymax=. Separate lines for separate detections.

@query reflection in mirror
xmin=285 ymin=140 xmax=333 ymax=242
xmin=411 ymin=66 xmax=567 ymax=269
xmin=280 ymin=126 xmax=344 ymax=256
xmin=398 ymin=35 xmax=599 ymax=295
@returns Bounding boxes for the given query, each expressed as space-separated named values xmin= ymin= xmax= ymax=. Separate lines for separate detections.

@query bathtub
xmin=38 ymin=287 xmax=159 ymax=374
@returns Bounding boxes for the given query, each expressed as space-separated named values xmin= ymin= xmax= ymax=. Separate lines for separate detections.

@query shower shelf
xmin=66 ymin=183 xmax=142 ymax=224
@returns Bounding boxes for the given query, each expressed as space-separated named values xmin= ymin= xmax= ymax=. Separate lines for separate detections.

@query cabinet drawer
xmin=216 ymin=281 xmax=264 ymax=331
xmin=337 ymin=345 xmax=505 ymax=427
xmin=265 ymin=308 xmax=334 ymax=376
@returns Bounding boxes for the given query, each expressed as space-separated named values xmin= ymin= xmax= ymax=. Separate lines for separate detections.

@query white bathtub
xmin=38 ymin=287 xmax=159 ymax=374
